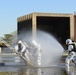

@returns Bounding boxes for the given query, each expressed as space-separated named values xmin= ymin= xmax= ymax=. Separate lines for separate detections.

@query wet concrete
xmin=0 ymin=53 xmax=76 ymax=75
xmin=0 ymin=65 xmax=64 ymax=75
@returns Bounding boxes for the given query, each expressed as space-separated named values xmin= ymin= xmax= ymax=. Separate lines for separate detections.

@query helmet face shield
xmin=66 ymin=42 xmax=68 ymax=45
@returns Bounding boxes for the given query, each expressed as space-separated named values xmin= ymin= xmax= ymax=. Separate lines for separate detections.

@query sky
xmin=0 ymin=0 xmax=76 ymax=37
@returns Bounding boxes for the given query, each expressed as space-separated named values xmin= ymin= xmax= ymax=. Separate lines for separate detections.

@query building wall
xmin=17 ymin=12 xmax=75 ymax=44
xmin=74 ymin=15 xmax=76 ymax=42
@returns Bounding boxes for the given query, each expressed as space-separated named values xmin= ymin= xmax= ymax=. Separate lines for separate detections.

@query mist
xmin=36 ymin=30 xmax=64 ymax=67
xmin=14 ymin=30 xmax=64 ymax=67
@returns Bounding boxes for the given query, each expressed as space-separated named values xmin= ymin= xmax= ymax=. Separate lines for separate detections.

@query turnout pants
xmin=65 ymin=51 xmax=76 ymax=68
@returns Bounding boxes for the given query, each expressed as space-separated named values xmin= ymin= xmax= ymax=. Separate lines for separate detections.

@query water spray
xmin=11 ymin=30 xmax=64 ymax=67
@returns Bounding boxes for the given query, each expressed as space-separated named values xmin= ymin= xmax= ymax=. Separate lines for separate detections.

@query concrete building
xmin=17 ymin=12 xmax=76 ymax=45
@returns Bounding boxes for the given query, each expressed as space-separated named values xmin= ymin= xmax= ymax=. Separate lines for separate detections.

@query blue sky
xmin=0 ymin=0 xmax=76 ymax=37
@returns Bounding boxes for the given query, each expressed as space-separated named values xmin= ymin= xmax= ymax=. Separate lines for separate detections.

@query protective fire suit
xmin=32 ymin=40 xmax=41 ymax=66
xmin=15 ymin=40 xmax=26 ymax=53
xmin=15 ymin=40 xmax=29 ymax=60
xmin=65 ymin=39 xmax=76 ymax=70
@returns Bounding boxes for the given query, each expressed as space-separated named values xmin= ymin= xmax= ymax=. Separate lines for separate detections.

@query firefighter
xmin=15 ymin=40 xmax=26 ymax=54
xmin=65 ymin=39 xmax=76 ymax=70
xmin=32 ymin=40 xmax=41 ymax=66
xmin=15 ymin=40 xmax=29 ymax=61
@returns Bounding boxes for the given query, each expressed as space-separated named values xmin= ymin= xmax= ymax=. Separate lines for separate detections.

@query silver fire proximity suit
xmin=15 ymin=40 xmax=29 ymax=60
xmin=65 ymin=39 xmax=76 ymax=70
xmin=32 ymin=40 xmax=41 ymax=66
xmin=15 ymin=40 xmax=26 ymax=53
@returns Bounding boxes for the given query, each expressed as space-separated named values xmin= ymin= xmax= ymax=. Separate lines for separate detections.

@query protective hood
xmin=66 ymin=39 xmax=72 ymax=44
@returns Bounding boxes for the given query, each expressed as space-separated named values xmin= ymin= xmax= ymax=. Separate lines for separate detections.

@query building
xmin=17 ymin=12 xmax=76 ymax=45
